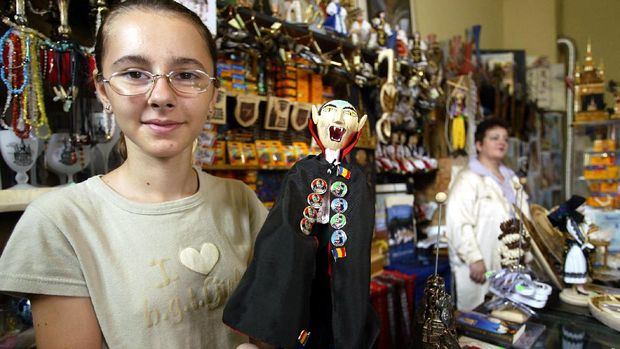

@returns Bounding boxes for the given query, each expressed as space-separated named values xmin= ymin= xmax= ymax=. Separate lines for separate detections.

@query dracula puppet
xmin=223 ymin=100 xmax=380 ymax=348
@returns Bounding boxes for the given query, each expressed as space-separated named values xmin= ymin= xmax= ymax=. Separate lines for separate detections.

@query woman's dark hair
xmin=474 ymin=117 xmax=509 ymax=144
xmin=94 ymin=0 xmax=217 ymax=76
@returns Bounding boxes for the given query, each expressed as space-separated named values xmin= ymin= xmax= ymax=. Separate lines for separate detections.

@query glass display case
xmin=570 ymin=119 xmax=620 ymax=208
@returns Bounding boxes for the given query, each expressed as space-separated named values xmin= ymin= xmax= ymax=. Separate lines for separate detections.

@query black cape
xmin=223 ymin=155 xmax=379 ymax=348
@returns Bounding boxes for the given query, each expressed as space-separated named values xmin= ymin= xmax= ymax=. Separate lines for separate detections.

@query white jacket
xmin=446 ymin=167 xmax=530 ymax=310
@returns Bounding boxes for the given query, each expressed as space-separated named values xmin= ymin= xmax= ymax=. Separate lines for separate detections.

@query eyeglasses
xmin=98 ymin=69 xmax=218 ymax=96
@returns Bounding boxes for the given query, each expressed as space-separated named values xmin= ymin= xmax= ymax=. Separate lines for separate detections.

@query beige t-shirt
xmin=0 ymin=170 xmax=268 ymax=348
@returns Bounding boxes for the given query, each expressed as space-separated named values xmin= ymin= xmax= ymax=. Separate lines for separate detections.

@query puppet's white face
xmin=312 ymin=100 xmax=367 ymax=151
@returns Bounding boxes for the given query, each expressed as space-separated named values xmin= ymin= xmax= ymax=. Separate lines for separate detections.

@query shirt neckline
xmin=88 ymin=168 xmax=206 ymax=215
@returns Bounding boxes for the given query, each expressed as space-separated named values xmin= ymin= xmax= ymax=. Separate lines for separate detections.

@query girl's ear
xmin=93 ymin=69 xmax=111 ymax=108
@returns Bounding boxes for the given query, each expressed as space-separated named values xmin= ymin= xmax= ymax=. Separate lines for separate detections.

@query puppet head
xmin=310 ymin=100 xmax=367 ymax=154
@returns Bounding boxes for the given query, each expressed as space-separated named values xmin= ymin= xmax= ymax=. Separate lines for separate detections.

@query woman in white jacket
xmin=446 ymin=118 xmax=530 ymax=310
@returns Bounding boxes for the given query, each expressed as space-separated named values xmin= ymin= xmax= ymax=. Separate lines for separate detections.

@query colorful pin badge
xmin=337 ymin=166 xmax=351 ymax=179
xmin=303 ymin=206 xmax=317 ymax=222
xmin=331 ymin=198 xmax=348 ymax=213
xmin=330 ymin=229 xmax=348 ymax=247
xmin=307 ymin=193 xmax=323 ymax=209
xmin=330 ymin=213 xmax=347 ymax=230
xmin=330 ymin=181 xmax=348 ymax=198
xmin=310 ymin=178 xmax=327 ymax=194
xmin=332 ymin=247 xmax=347 ymax=261
xmin=300 ymin=218 xmax=313 ymax=235
xmin=298 ymin=330 xmax=311 ymax=346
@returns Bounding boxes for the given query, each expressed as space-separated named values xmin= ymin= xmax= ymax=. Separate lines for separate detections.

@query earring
xmin=104 ymin=105 xmax=112 ymax=112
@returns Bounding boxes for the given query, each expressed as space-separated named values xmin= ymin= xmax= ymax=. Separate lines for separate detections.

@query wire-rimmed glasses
xmin=98 ymin=69 xmax=218 ymax=96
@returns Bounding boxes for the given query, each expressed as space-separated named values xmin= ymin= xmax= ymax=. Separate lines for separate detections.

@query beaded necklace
xmin=28 ymin=33 xmax=50 ymax=139
xmin=0 ymin=30 xmax=30 ymax=95
xmin=0 ymin=29 xmax=32 ymax=138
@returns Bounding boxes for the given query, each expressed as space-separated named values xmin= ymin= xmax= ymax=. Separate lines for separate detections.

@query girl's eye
xmin=174 ymin=71 xmax=199 ymax=80
xmin=118 ymin=70 xmax=150 ymax=80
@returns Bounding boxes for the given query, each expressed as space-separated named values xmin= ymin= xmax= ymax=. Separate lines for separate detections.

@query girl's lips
xmin=144 ymin=122 xmax=182 ymax=134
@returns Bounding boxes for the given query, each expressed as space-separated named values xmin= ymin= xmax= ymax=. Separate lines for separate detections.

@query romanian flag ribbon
xmin=298 ymin=330 xmax=311 ymax=346
xmin=337 ymin=166 xmax=351 ymax=179
xmin=332 ymin=247 xmax=347 ymax=260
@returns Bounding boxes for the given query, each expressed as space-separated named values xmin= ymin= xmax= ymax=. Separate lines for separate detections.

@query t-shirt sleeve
xmin=0 ymin=204 xmax=89 ymax=297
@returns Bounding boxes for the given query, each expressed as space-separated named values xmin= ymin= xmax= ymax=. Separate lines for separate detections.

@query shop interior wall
xmin=502 ymin=0 xmax=558 ymax=63
xmin=412 ymin=0 xmax=504 ymax=50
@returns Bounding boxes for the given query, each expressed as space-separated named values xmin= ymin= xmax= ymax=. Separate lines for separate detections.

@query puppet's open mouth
xmin=329 ymin=126 xmax=345 ymax=142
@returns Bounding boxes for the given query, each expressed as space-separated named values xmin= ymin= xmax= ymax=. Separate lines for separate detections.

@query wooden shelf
xmin=0 ymin=187 xmax=59 ymax=213
xmin=202 ymin=164 xmax=290 ymax=171
xmin=571 ymin=119 xmax=620 ymax=127
xmin=577 ymin=176 xmax=620 ymax=182
xmin=581 ymin=150 xmax=620 ymax=154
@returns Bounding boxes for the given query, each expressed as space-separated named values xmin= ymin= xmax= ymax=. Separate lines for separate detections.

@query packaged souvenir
xmin=227 ymin=141 xmax=244 ymax=165
xmin=269 ymin=140 xmax=286 ymax=167
xmin=242 ymin=142 xmax=259 ymax=166
xmin=283 ymin=144 xmax=298 ymax=167
xmin=255 ymin=140 xmax=272 ymax=166
xmin=293 ymin=141 xmax=310 ymax=160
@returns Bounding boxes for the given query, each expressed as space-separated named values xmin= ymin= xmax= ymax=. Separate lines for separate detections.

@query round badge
xmin=330 ymin=213 xmax=347 ymax=230
xmin=307 ymin=193 xmax=323 ymax=209
xmin=331 ymin=230 xmax=348 ymax=247
xmin=300 ymin=218 xmax=314 ymax=235
xmin=303 ymin=206 xmax=317 ymax=222
xmin=330 ymin=181 xmax=348 ymax=198
xmin=311 ymin=178 xmax=327 ymax=194
xmin=331 ymin=198 xmax=348 ymax=213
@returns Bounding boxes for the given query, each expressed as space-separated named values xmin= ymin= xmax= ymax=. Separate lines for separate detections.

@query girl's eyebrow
xmin=110 ymin=56 xmax=208 ymax=71
xmin=171 ymin=57 xmax=207 ymax=70
xmin=111 ymin=55 xmax=150 ymax=68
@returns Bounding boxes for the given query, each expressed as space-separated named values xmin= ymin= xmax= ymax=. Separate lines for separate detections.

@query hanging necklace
xmin=28 ymin=33 xmax=50 ymax=139
xmin=1 ymin=29 xmax=32 ymax=138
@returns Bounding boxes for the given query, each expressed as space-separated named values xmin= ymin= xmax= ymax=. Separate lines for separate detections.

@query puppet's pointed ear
xmin=311 ymin=105 xmax=319 ymax=124
xmin=357 ymin=114 xmax=367 ymax=132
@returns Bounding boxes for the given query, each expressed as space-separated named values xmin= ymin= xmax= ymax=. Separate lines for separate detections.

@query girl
xmin=0 ymin=1 xmax=267 ymax=347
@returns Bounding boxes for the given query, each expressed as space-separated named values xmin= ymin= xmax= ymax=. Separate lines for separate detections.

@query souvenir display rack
xmin=564 ymin=41 xmax=620 ymax=209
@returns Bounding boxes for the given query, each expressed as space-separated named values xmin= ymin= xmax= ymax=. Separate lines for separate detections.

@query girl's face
xmin=476 ymin=126 xmax=508 ymax=162
xmin=95 ymin=10 xmax=217 ymax=160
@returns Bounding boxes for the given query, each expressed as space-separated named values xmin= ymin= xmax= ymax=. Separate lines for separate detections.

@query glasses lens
xmin=169 ymin=70 xmax=212 ymax=94
xmin=108 ymin=70 xmax=152 ymax=96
